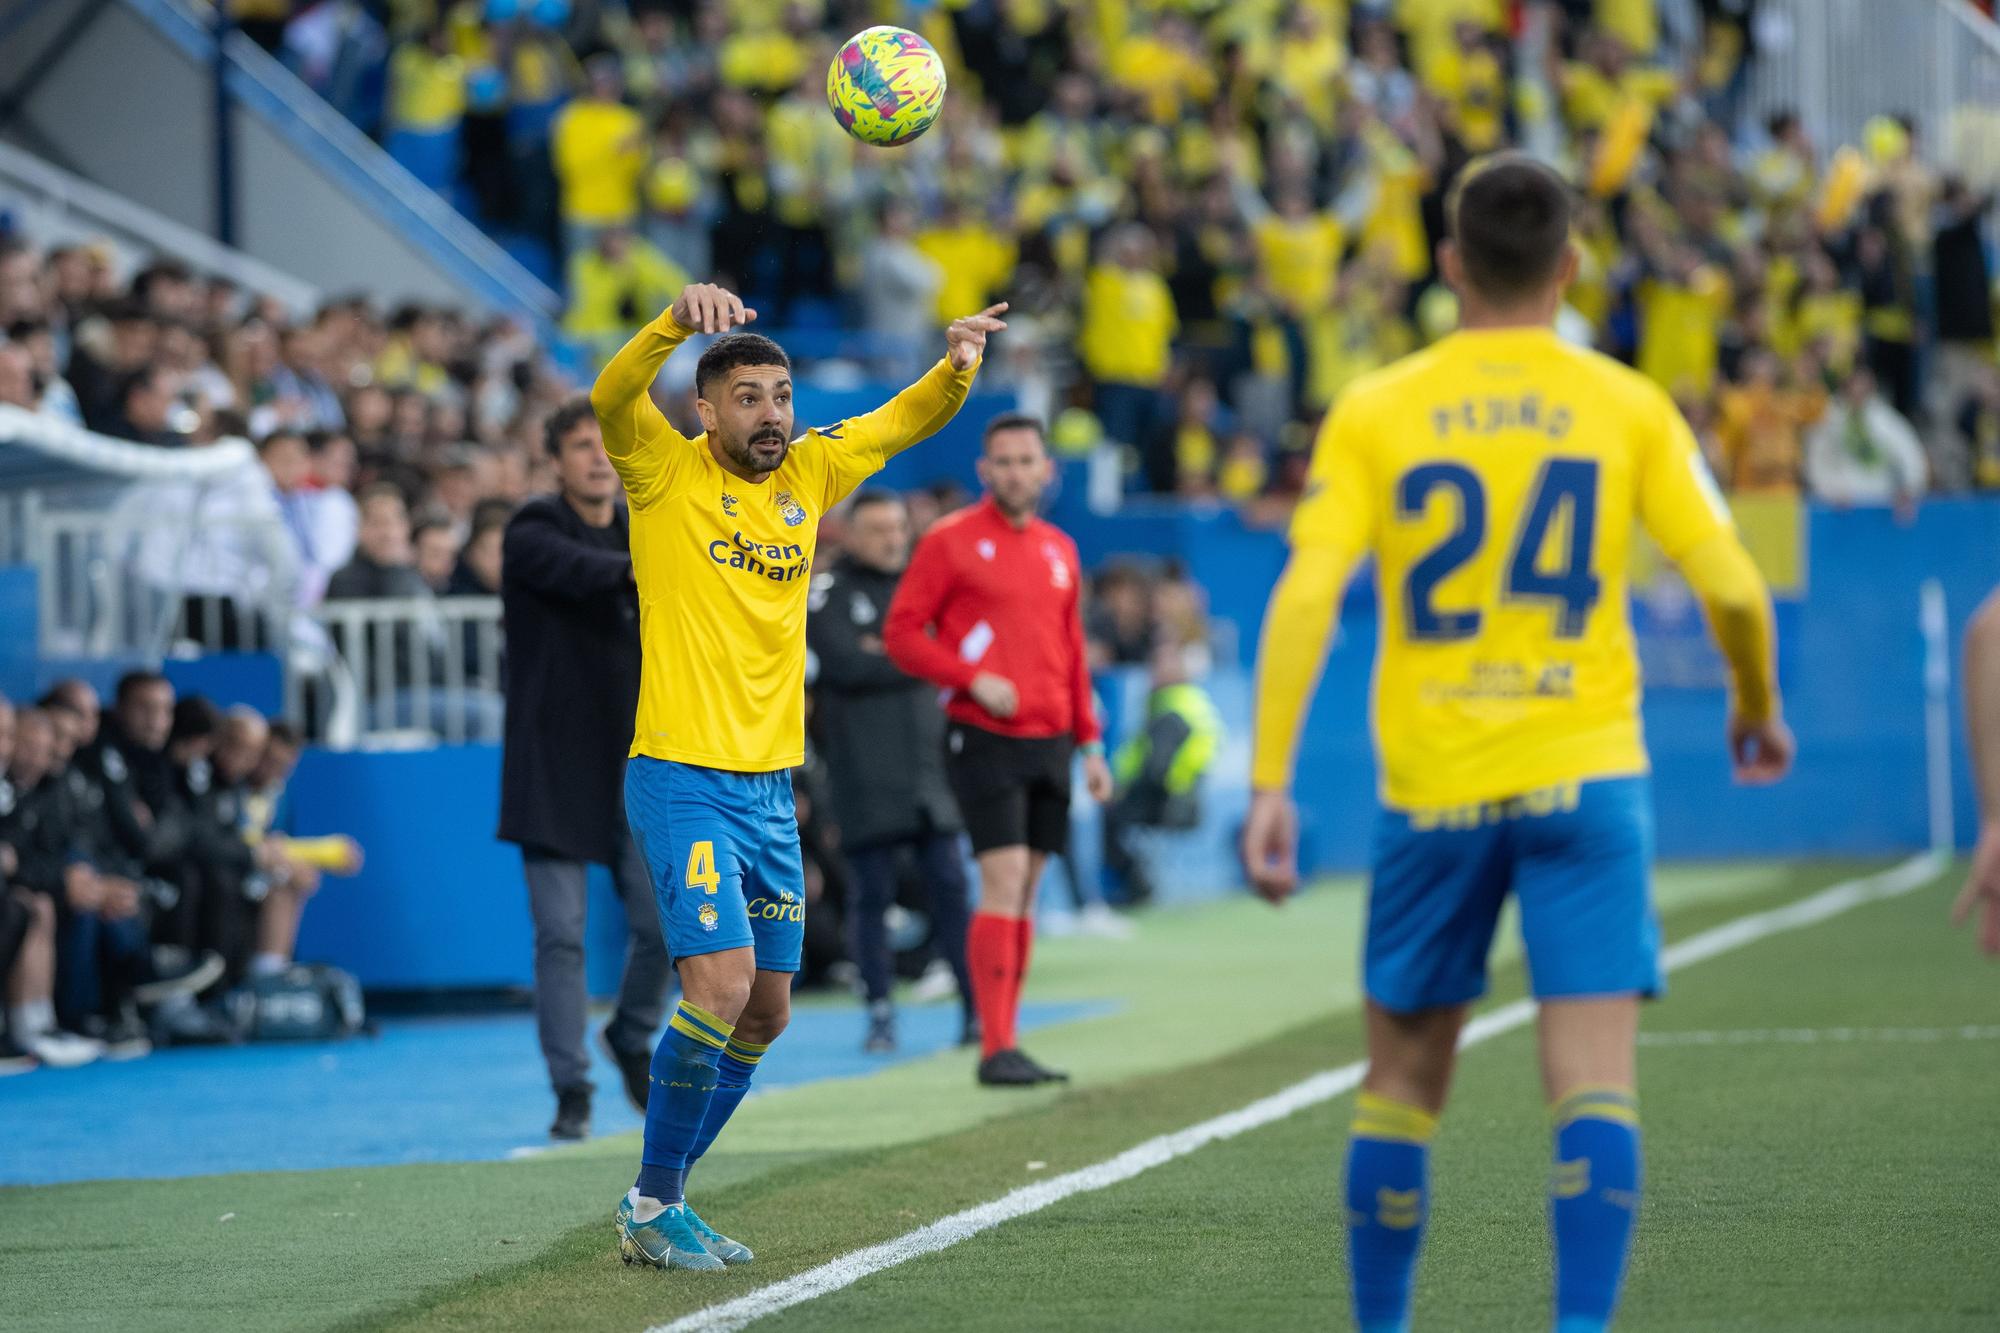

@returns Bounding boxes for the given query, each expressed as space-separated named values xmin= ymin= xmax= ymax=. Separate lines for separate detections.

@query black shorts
xmin=944 ymin=723 xmax=1073 ymax=856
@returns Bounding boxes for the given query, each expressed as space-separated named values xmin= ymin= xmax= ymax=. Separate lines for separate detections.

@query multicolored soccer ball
xmin=826 ymin=26 xmax=947 ymax=148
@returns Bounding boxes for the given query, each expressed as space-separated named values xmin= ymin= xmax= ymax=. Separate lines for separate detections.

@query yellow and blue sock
xmin=1344 ymin=1090 xmax=1439 ymax=1333
xmin=1550 ymin=1085 xmax=1643 ymax=1333
xmin=634 ymin=1001 xmax=733 ymax=1205
xmin=687 ymin=1034 xmax=769 ymax=1168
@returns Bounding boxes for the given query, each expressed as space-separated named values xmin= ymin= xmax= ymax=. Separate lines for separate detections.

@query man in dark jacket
xmin=500 ymin=396 xmax=670 ymax=1141
xmin=807 ymin=490 xmax=972 ymax=1053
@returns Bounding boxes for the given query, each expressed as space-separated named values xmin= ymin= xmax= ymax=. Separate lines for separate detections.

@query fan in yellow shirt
xmin=595 ymin=283 xmax=1004 ymax=1268
xmin=551 ymin=59 xmax=648 ymax=232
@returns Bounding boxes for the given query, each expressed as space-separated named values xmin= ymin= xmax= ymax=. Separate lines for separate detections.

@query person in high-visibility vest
xmin=1102 ymin=640 xmax=1223 ymax=906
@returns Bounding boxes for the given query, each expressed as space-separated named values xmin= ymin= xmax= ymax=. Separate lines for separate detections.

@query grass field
xmin=5 ymin=856 xmax=1996 ymax=1332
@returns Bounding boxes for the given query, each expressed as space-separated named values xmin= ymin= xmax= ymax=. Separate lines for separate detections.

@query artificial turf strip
xmin=352 ymin=861 xmax=1900 ymax=1333
xmin=0 ymin=860 xmax=1885 ymax=1333
xmin=772 ymin=860 xmax=1998 ymax=1333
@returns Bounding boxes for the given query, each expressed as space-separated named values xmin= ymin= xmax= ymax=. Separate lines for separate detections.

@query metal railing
xmin=291 ymin=596 xmax=505 ymax=750
xmin=1744 ymin=0 xmax=2000 ymax=169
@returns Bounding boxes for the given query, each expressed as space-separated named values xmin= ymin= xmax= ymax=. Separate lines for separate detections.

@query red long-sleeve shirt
xmin=884 ymin=497 xmax=1101 ymax=745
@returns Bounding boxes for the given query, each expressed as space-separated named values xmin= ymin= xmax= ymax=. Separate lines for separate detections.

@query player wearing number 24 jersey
xmin=1244 ymin=156 xmax=1793 ymax=1333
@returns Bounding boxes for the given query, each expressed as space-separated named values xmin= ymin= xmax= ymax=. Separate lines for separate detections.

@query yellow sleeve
xmin=1250 ymin=545 xmax=1360 ymax=789
xmin=1635 ymin=386 xmax=1732 ymax=562
xmin=1252 ymin=399 xmax=1376 ymax=790
xmin=1287 ymin=392 xmax=1378 ymax=560
xmin=813 ymin=356 xmax=979 ymax=508
xmin=1677 ymin=533 xmax=1779 ymax=724
xmin=588 ymin=308 xmax=699 ymax=509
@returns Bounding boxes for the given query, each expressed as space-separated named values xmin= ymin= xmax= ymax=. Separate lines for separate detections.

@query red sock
xmin=968 ymin=912 xmax=1020 ymax=1058
xmin=1008 ymin=915 xmax=1036 ymax=1044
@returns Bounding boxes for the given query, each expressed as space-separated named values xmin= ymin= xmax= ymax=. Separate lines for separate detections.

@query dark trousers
xmin=524 ymin=836 xmax=673 ymax=1093
xmin=56 ymin=906 xmax=149 ymax=1028
xmin=845 ymin=832 xmax=973 ymax=1011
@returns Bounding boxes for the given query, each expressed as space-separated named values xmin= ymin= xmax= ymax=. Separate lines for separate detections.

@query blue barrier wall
xmin=290 ymin=744 xmax=638 ymax=992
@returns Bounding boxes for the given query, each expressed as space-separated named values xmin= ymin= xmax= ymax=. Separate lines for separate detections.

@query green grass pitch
xmin=4 ymin=857 xmax=1995 ymax=1331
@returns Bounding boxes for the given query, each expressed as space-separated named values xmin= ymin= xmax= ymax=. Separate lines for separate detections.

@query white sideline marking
xmin=650 ymin=852 xmax=1947 ymax=1333
xmin=1640 ymin=1025 xmax=2000 ymax=1047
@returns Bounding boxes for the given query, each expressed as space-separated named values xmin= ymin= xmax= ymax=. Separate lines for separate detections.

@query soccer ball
xmin=826 ymin=26 xmax=947 ymax=148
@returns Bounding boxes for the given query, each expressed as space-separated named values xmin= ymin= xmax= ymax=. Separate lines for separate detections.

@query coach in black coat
xmin=499 ymin=398 xmax=669 ymax=1141
xmin=807 ymin=490 xmax=971 ymax=1051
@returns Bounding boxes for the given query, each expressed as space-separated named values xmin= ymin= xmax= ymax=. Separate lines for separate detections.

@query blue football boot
xmin=616 ymin=1195 xmax=725 ymax=1272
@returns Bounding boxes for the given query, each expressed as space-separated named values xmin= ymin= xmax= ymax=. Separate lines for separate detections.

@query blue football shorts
xmin=1365 ymin=776 xmax=1660 ymax=1013
xmin=624 ymin=757 xmax=806 ymax=973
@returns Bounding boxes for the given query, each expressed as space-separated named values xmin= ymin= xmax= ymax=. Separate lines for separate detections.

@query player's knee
xmin=735 ymin=1006 xmax=788 ymax=1047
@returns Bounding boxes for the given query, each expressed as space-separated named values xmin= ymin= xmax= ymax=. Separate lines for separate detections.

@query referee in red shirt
xmin=885 ymin=412 xmax=1113 ymax=1086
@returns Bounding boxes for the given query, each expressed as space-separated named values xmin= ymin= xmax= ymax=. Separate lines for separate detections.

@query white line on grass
xmin=650 ymin=851 xmax=1947 ymax=1333
xmin=1639 ymin=1025 xmax=2000 ymax=1047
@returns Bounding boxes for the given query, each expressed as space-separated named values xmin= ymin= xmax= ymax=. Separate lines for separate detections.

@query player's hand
xmin=1727 ymin=711 xmax=1794 ymax=784
xmin=1241 ymin=789 xmax=1299 ymax=905
xmin=945 ymin=302 xmax=1008 ymax=371
xmin=1952 ymin=822 xmax=2000 ymax=957
xmin=1082 ymin=749 xmax=1114 ymax=803
xmin=968 ymin=672 xmax=1018 ymax=719
xmin=671 ymin=282 xmax=757 ymax=335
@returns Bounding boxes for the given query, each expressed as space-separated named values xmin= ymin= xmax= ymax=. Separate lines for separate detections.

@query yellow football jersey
xmin=1278 ymin=326 xmax=1740 ymax=807
xmin=593 ymin=311 xmax=977 ymax=771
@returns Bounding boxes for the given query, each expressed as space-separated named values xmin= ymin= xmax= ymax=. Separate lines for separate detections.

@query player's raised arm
xmin=837 ymin=304 xmax=1006 ymax=464
xmin=1242 ymin=401 xmax=1374 ymax=904
xmin=588 ymin=282 xmax=756 ymax=506
xmin=1637 ymin=394 xmax=1793 ymax=784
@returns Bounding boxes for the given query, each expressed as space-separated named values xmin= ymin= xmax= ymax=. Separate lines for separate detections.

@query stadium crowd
xmin=0 ymin=674 xmax=359 ymax=1074
xmin=255 ymin=0 xmax=2000 ymax=504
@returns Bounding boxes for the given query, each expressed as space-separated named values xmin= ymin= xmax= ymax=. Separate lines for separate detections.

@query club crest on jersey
xmin=775 ymin=490 xmax=808 ymax=527
xmin=977 ymin=539 xmax=996 ymax=561
xmin=720 ymin=491 xmax=739 ymax=518
xmin=697 ymin=903 xmax=720 ymax=932
xmin=1043 ymin=542 xmax=1071 ymax=589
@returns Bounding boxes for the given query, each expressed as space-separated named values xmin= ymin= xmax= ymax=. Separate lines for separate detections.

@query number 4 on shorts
xmin=686 ymin=840 xmax=720 ymax=895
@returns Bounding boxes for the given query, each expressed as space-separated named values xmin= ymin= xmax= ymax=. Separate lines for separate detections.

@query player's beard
xmin=719 ymin=427 xmax=790 ymax=476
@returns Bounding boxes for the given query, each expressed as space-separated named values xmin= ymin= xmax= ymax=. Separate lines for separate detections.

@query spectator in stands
xmin=1715 ymin=348 xmax=1826 ymax=495
xmin=1807 ymin=367 xmax=1930 ymax=514
xmin=551 ymin=55 xmax=648 ymax=264
xmin=1930 ymin=177 xmax=1996 ymax=482
xmin=564 ymin=227 xmax=687 ymax=369
xmin=1078 ymin=225 xmax=1179 ymax=490
xmin=1957 ymin=366 xmax=2000 ymax=492
xmin=306 ymin=430 xmax=366 ymax=576
xmin=0 ymin=341 xmax=35 ymax=411
xmin=69 ymin=302 xmax=159 ymax=434
xmin=1085 ymin=561 xmax=1157 ymax=668
xmin=5 ymin=318 xmax=80 ymax=423
xmin=271 ymin=322 xmax=346 ymax=433
xmin=383 ymin=21 xmax=465 ymax=195
xmin=109 ymin=364 xmax=187 ymax=447
xmin=325 ymin=482 xmax=429 ymax=600
xmin=498 ymin=396 xmax=666 ymax=1141
xmin=860 ymin=201 xmax=945 ymax=378
xmin=0 ymin=701 xmax=101 ymax=1069
xmin=412 ymin=514 xmax=458 ymax=594
xmin=449 ymin=506 xmax=506 ymax=597
xmin=808 ymin=490 xmax=974 ymax=1053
